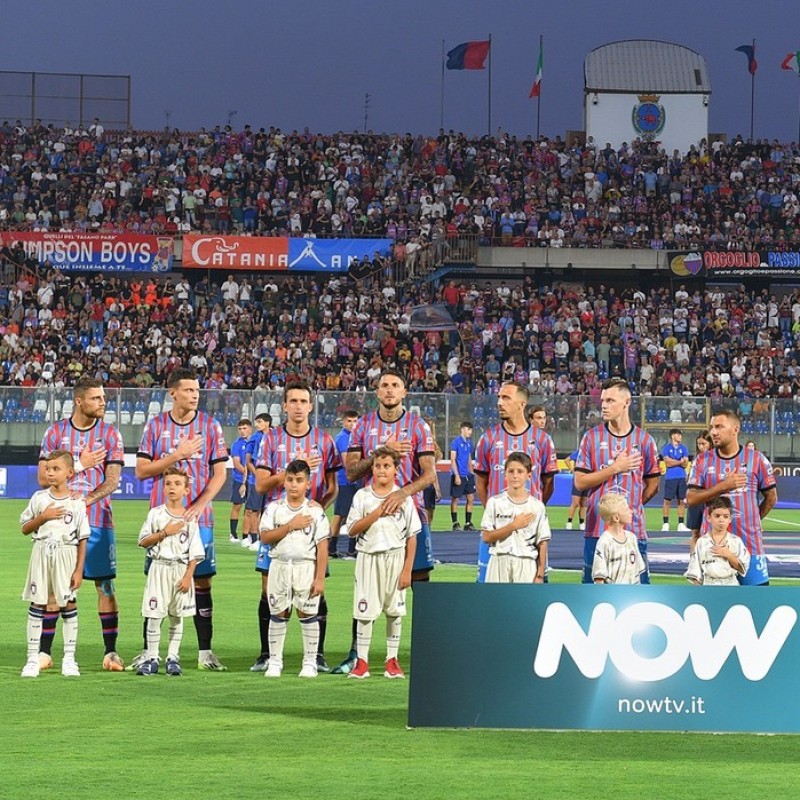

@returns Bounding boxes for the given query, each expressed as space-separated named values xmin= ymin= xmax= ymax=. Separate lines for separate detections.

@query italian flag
xmin=781 ymin=51 xmax=800 ymax=75
xmin=529 ymin=41 xmax=543 ymax=98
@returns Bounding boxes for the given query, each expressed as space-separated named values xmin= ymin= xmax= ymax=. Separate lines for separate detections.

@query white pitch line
xmin=764 ymin=516 xmax=800 ymax=528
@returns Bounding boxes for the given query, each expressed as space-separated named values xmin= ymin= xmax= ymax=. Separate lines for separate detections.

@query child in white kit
xmin=685 ymin=495 xmax=749 ymax=586
xmin=592 ymin=493 xmax=646 ymax=584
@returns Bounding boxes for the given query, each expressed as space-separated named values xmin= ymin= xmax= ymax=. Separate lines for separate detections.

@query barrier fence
xmin=1 ymin=387 xmax=799 ymax=463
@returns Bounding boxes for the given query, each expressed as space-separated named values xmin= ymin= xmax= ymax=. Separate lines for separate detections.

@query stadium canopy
xmin=585 ymin=40 xmax=711 ymax=95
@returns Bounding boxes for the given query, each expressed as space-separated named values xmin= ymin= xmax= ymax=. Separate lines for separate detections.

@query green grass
xmin=2 ymin=499 xmax=800 ymax=799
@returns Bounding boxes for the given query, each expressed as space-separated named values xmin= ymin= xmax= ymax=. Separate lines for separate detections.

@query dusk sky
xmin=3 ymin=0 xmax=800 ymax=142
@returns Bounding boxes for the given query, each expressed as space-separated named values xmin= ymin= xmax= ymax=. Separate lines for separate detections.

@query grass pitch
xmin=2 ymin=499 xmax=799 ymax=799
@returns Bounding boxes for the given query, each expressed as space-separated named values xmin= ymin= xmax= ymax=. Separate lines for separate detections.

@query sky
xmin=2 ymin=0 xmax=800 ymax=142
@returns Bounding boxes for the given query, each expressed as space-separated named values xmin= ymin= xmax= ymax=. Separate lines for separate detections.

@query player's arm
xmin=642 ymin=474 xmax=660 ymax=505
xmin=21 ymin=502 xmax=65 ymax=534
xmin=311 ymin=539 xmax=328 ymax=597
xmin=139 ymin=518 xmax=184 ymax=548
xmin=481 ymin=512 xmax=534 ymax=544
xmin=84 ymin=462 xmax=122 ymax=507
xmin=135 ymin=433 xmax=203 ymax=480
xmin=348 ymin=504 xmax=384 ymax=538
xmin=662 ymin=456 xmax=681 ymax=468
xmin=475 ymin=471 xmax=488 ymax=506
xmin=450 ymin=448 xmax=460 ymax=480
xmin=399 ymin=527 xmax=417 ymax=590
xmin=260 ymin=512 xmax=313 ymax=545
xmin=178 ymin=558 xmax=200 ymax=593
xmin=382 ymin=452 xmax=436 ymax=514
xmin=232 ymin=452 xmax=246 ymax=481
xmin=185 ymin=460 xmax=227 ymax=521
xmin=256 ymin=466 xmax=284 ymax=495
xmin=345 ymin=448 xmax=374 ymax=483
xmin=320 ymin=470 xmax=338 ymax=510
xmin=245 ymin=450 xmax=258 ymax=479
xmin=534 ymin=539 xmax=548 ymax=583
xmin=759 ymin=486 xmax=777 ymax=520
xmin=574 ymin=449 xmax=642 ymax=492
xmin=70 ymin=538 xmax=87 ymax=591
xmin=541 ymin=473 xmax=555 ymax=504
xmin=686 ymin=472 xmax=744 ymax=506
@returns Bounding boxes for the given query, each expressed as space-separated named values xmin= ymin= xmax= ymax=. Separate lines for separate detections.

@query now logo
xmin=533 ymin=602 xmax=797 ymax=682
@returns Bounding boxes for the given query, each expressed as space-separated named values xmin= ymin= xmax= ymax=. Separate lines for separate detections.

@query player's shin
xmin=356 ymin=619 xmax=373 ymax=661
xmin=386 ymin=615 xmax=402 ymax=660
xmin=167 ymin=616 xmax=184 ymax=661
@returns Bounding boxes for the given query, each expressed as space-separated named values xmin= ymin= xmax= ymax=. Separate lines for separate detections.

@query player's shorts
xmin=570 ymin=479 xmax=587 ymax=498
xmin=255 ymin=542 xmax=271 ymax=574
xmin=450 ymin=473 xmax=476 ymax=498
xmin=22 ymin=541 xmax=78 ymax=607
xmin=141 ymin=560 xmax=197 ymax=619
xmin=741 ymin=550 xmax=769 ymax=586
xmin=354 ymin=549 xmax=407 ymax=621
xmin=412 ymin=521 xmax=434 ymax=573
xmin=245 ymin=484 xmax=265 ymax=513
xmin=663 ymin=477 xmax=687 ymax=501
xmin=334 ymin=483 xmax=359 ymax=518
xmin=485 ymin=553 xmax=538 ymax=584
xmin=267 ymin=560 xmax=321 ymax=616
xmin=194 ymin=526 xmax=216 ymax=578
xmin=422 ymin=485 xmax=436 ymax=513
xmin=230 ymin=480 xmax=246 ymax=505
xmin=686 ymin=503 xmax=704 ymax=531
xmin=476 ymin=539 xmax=490 ymax=583
xmin=84 ymin=526 xmax=116 ymax=580
xmin=582 ymin=537 xmax=650 ymax=585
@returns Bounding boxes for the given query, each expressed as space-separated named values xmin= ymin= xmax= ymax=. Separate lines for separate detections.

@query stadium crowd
xmin=1 ymin=261 xmax=800 ymax=411
xmin=0 ymin=121 xmax=799 ymax=251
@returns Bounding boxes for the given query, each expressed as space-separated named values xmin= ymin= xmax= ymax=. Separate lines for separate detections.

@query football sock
xmin=141 ymin=618 xmax=148 ymax=649
xmin=350 ymin=617 xmax=358 ymax=651
xmin=317 ymin=595 xmax=328 ymax=657
xmin=146 ymin=617 xmax=162 ymax=660
xmin=328 ymin=536 xmax=338 ymax=556
xmin=27 ymin=605 xmax=44 ymax=661
xmin=268 ymin=615 xmax=288 ymax=664
xmin=567 ymin=516 xmax=573 ymax=523
xmin=258 ymin=595 xmax=271 ymax=657
xmin=347 ymin=538 xmax=356 ymax=556
xmin=99 ymin=611 xmax=119 ymax=654
xmin=678 ymin=516 xmax=685 ymax=525
xmin=386 ymin=616 xmax=402 ymax=660
xmin=451 ymin=512 xmax=458 ymax=524
xmin=466 ymin=512 xmax=472 ymax=525
xmin=194 ymin=587 xmax=213 ymax=651
xmin=299 ymin=616 xmax=320 ymax=666
xmin=61 ymin=607 xmax=78 ymax=661
xmin=356 ymin=619 xmax=373 ymax=661
xmin=40 ymin=611 xmax=59 ymax=655
xmin=230 ymin=519 xmax=238 ymax=537
xmin=167 ymin=616 xmax=184 ymax=661
xmin=663 ymin=516 xmax=669 ymax=524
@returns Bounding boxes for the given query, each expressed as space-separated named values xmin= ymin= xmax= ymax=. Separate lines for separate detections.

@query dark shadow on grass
xmin=216 ymin=704 xmax=407 ymax=728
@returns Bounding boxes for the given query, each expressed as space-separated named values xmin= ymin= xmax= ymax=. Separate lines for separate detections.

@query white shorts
xmin=22 ymin=541 xmax=78 ymax=606
xmin=141 ymin=561 xmax=197 ymax=619
xmin=485 ymin=553 xmax=538 ymax=584
xmin=354 ymin=549 xmax=407 ymax=621
xmin=267 ymin=560 xmax=320 ymax=616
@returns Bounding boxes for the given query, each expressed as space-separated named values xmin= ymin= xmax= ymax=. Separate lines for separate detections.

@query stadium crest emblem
xmin=632 ymin=94 xmax=665 ymax=140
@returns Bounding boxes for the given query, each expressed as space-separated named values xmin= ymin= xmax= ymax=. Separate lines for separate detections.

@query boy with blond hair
xmin=592 ymin=493 xmax=647 ymax=584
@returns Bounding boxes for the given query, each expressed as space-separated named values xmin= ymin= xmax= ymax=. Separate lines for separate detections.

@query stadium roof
xmin=585 ymin=40 xmax=711 ymax=94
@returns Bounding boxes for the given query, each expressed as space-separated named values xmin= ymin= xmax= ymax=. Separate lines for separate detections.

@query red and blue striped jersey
xmin=39 ymin=419 xmax=124 ymax=529
xmin=257 ymin=425 xmax=340 ymax=505
xmin=137 ymin=411 xmax=228 ymax=527
xmin=688 ymin=447 xmax=776 ymax=555
xmin=348 ymin=410 xmax=435 ymax=518
xmin=474 ymin=424 xmax=558 ymax=501
xmin=575 ymin=423 xmax=659 ymax=540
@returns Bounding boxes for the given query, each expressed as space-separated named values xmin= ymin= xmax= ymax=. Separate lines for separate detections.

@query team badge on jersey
xmin=149 ymin=597 xmax=158 ymax=610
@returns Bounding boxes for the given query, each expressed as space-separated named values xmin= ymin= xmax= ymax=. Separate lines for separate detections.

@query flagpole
xmin=536 ymin=34 xmax=543 ymax=138
xmin=440 ymin=39 xmax=445 ymax=130
xmin=750 ymin=37 xmax=756 ymax=140
xmin=488 ymin=34 xmax=493 ymax=136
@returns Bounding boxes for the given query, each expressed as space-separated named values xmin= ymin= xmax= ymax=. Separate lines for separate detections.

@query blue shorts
xmin=194 ymin=525 xmax=217 ymax=578
xmin=334 ymin=484 xmax=359 ymax=518
xmin=230 ymin=480 xmax=246 ymax=505
xmin=84 ymin=526 xmax=117 ymax=580
xmin=741 ymin=551 xmax=769 ymax=585
xmin=663 ymin=477 xmax=687 ymax=501
xmin=450 ymin=474 xmax=476 ymax=498
xmin=255 ymin=542 xmax=271 ymax=574
xmin=582 ymin=537 xmax=650 ymax=584
xmin=413 ymin=521 xmax=435 ymax=573
xmin=570 ymin=479 xmax=587 ymax=498
xmin=476 ymin=539 xmax=490 ymax=583
xmin=686 ymin=503 xmax=704 ymax=531
xmin=245 ymin=484 xmax=264 ymax=513
xmin=423 ymin=485 xmax=436 ymax=513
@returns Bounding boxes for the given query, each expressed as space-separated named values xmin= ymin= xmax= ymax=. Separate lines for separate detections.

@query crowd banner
xmin=408 ymin=583 xmax=800 ymax=733
xmin=182 ymin=235 xmax=392 ymax=272
xmin=669 ymin=248 xmax=800 ymax=278
xmin=8 ymin=232 xmax=174 ymax=272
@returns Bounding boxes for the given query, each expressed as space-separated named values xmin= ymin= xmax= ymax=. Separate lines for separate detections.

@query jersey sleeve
xmin=541 ymin=432 xmax=558 ymax=475
xmin=474 ymin=431 xmax=491 ymax=474
xmin=348 ymin=418 xmax=366 ymax=455
xmin=258 ymin=502 xmax=277 ymax=532
xmin=413 ymin=416 xmax=435 ymax=458
xmin=105 ymin=425 xmax=124 ymax=465
xmin=642 ymin=433 xmax=660 ymax=478
xmin=345 ymin=489 xmax=365 ymax=528
xmin=313 ymin=508 xmax=331 ymax=543
xmin=405 ymin=498 xmax=422 ymax=539
xmin=138 ymin=508 xmax=159 ymax=544
xmin=687 ymin=451 xmax=707 ymax=489
xmin=39 ymin=425 xmax=59 ymax=460
xmin=533 ymin=503 xmax=552 ymax=543
xmin=256 ymin=430 xmax=272 ymax=470
xmin=684 ymin=549 xmax=702 ymax=584
xmin=574 ymin=431 xmax=593 ymax=473
xmin=480 ymin=496 xmax=498 ymax=531
xmin=187 ymin=522 xmax=206 ymax=562
xmin=20 ymin=493 xmax=41 ymax=527
xmin=207 ymin=417 xmax=228 ymax=464
xmin=734 ymin=537 xmax=751 ymax=577
xmin=76 ymin=502 xmax=91 ymax=541
xmin=323 ymin=432 xmax=342 ymax=474
xmin=137 ymin=418 xmax=157 ymax=460
xmin=755 ymin=452 xmax=777 ymax=492
xmin=591 ymin=535 xmax=609 ymax=582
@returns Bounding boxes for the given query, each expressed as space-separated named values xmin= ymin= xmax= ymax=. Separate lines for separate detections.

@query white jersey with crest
xmin=259 ymin=498 xmax=330 ymax=562
xmin=481 ymin=492 xmax=551 ymax=560
xmin=20 ymin=491 xmax=90 ymax=545
xmin=346 ymin=486 xmax=421 ymax=555
xmin=685 ymin=533 xmax=750 ymax=586
xmin=591 ymin=529 xmax=646 ymax=584
xmin=138 ymin=505 xmax=205 ymax=564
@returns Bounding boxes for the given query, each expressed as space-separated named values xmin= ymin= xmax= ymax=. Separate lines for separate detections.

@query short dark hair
xmin=73 ymin=376 xmax=103 ymax=398
xmin=669 ymin=428 xmax=682 ymax=437
xmin=502 ymin=381 xmax=530 ymax=402
xmin=283 ymin=381 xmax=313 ymax=402
xmin=286 ymin=459 xmax=311 ymax=478
xmin=602 ymin=377 xmax=631 ymax=395
xmin=378 ymin=368 xmax=407 ymax=388
xmin=238 ymin=418 xmax=252 ymax=427
xmin=255 ymin=413 xmax=271 ymax=424
xmin=505 ymin=452 xmax=532 ymax=472
xmin=696 ymin=430 xmax=713 ymax=447
xmin=167 ymin=368 xmax=198 ymax=388
xmin=460 ymin=421 xmax=473 ymax=429
xmin=711 ymin=408 xmax=741 ymax=427
xmin=708 ymin=495 xmax=733 ymax=513
xmin=342 ymin=409 xmax=360 ymax=420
